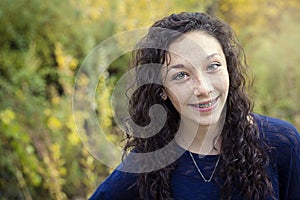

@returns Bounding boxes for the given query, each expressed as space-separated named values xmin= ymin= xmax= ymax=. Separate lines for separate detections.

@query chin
xmin=197 ymin=118 xmax=221 ymax=126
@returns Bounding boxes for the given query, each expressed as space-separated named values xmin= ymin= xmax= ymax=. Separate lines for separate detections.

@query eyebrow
xmin=167 ymin=52 xmax=223 ymax=72
xmin=166 ymin=64 xmax=184 ymax=72
xmin=207 ymin=53 xmax=222 ymax=59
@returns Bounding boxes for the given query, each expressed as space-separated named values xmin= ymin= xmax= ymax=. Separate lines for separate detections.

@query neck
xmin=175 ymin=118 xmax=223 ymax=155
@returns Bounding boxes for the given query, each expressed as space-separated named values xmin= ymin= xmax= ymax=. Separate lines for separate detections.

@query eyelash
xmin=171 ymin=62 xmax=222 ymax=81
xmin=207 ymin=62 xmax=221 ymax=71
xmin=172 ymin=71 xmax=189 ymax=80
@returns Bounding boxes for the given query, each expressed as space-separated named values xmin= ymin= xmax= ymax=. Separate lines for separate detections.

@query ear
xmin=160 ymin=89 xmax=168 ymax=100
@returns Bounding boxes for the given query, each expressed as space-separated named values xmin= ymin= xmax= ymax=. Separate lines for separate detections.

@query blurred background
xmin=0 ymin=0 xmax=300 ymax=199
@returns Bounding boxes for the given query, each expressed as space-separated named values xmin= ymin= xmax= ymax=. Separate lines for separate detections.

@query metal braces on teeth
xmin=199 ymin=102 xmax=212 ymax=108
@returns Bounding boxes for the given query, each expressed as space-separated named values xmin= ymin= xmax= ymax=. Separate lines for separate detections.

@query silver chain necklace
xmin=189 ymin=152 xmax=221 ymax=182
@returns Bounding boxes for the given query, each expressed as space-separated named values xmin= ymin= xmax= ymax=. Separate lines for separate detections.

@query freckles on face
xmin=160 ymin=31 xmax=229 ymax=125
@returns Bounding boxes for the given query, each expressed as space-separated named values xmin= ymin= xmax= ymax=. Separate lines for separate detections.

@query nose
xmin=192 ymin=75 xmax=212 ymax=96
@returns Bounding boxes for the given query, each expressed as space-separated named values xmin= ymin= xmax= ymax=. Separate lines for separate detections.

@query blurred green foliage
xmin=0 ymin=0 xmax=299 ymax=199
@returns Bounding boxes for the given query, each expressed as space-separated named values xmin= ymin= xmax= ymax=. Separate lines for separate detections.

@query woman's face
xmin=161 ymin=31 xmax=229 ymax=127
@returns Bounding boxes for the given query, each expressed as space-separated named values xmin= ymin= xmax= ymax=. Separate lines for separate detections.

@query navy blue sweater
xmin=89 ymin=114 xmax=300 ymax=199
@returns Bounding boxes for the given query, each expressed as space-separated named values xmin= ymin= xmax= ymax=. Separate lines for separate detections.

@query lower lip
xmin=191 ymin=98 xmax=219 ymax=112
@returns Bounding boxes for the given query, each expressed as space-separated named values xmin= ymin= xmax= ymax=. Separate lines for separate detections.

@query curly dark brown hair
xmin=123 ymin=12 xmax=274 ymax=200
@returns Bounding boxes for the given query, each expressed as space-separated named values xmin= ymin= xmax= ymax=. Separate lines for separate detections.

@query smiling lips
xmin=189 ymin=96 xmax=219 ymax=112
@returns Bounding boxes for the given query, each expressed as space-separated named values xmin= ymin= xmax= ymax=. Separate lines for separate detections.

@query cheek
xmin=222 ymin=76 xmax=230 ymax=93
xmin=215 ymin=71 xmax=230 ymax=93
xmin=166 ymin=89 xmax=180 ymax=105
xmin=166 ymin=87 xmax=189 ymax=111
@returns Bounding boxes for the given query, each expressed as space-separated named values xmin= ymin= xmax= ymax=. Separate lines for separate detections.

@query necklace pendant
xmin=189 ymin=151 xmax=221 ymax=183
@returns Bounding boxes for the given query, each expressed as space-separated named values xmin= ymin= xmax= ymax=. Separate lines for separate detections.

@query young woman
xmin=90 ymin=12 xmax=300 ymax=200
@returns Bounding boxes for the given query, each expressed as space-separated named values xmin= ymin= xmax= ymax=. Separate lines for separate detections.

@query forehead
xmin=167 ymin=31 xmax=224 ymax=62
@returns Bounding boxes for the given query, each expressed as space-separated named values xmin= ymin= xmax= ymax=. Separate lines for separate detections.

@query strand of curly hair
xmin=123 ymin=12 xmax=275 ymax=200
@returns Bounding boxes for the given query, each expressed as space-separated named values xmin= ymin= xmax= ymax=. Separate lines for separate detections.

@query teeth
xmin=198 ymin=102 xmax=212 ymax=108
xmin=196 ymin=99 xmax=217 ymax=108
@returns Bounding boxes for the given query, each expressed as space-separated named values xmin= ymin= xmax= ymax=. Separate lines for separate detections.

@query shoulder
xmin=253 ymin=113 xmax=300 ymax=152
xmin=253 ymin=114 xmax=300 ymax=198
xmin=89 ymin=164 xmax=139 ymax=200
